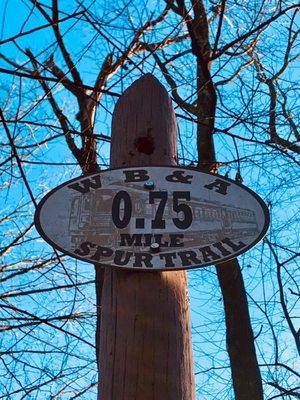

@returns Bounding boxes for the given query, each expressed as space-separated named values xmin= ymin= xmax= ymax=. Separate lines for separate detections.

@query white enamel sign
xmin=35 ymin=166 xmax=269 ymax=271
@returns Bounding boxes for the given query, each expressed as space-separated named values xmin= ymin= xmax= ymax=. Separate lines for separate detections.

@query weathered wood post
xmin=98 ymin=74 xmax=195 ymax=399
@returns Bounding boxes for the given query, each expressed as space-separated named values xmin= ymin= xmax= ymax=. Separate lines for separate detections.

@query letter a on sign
xmin=204 ymin=178 xmax=231 ymax=195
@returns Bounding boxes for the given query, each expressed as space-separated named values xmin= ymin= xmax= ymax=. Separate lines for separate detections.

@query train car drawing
xmin=68 ymin=184 xmax=259 ymax=248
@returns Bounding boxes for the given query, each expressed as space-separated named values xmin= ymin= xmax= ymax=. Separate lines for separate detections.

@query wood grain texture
xmin=98 ymin=74 xmax=195 ymax=400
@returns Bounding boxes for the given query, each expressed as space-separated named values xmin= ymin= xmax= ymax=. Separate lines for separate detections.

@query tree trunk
xmin=216 ymin=259 xmax=264 ymax=399
xmin=97 ymin=74 xmax=195 ymax=400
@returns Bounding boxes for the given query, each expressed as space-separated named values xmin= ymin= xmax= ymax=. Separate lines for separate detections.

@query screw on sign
xmin=144 ymin=179 xmax=155 ymax=190
xmin=34 ymin=166 xmax=269 ymax=271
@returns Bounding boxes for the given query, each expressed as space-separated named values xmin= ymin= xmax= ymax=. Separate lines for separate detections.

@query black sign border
xmin=34 ymin=165 xmax=270 ymax=272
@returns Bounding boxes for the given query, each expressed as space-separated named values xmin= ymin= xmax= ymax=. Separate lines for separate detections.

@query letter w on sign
xmin=68 ymin=175 xmax=102 ymax=194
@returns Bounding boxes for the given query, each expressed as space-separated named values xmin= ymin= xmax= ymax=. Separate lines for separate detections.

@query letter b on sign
xmin=123 ymin=169 xmax=149 ymax=183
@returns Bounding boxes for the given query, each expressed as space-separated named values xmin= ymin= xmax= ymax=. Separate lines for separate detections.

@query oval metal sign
xmin=35 ymin=166 xmax=269 ymax=271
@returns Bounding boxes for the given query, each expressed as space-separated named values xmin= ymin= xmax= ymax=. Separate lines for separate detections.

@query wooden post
xmin=98 ymin=74 xmax=195 ymax=400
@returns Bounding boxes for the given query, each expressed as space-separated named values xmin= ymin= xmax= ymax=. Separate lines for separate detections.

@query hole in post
xmin=134 ymin=135 xmax=155 ymax=155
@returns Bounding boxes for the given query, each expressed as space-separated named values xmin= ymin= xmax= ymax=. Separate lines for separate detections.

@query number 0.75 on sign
xmin=112 ymin=191 xmax=193 ymax=230
xmin=34 ymin=166 xmax=270 ymax=271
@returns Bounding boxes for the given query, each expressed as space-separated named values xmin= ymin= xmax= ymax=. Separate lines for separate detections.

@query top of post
xmin=110 ymin=74 xmax=178 ymax=168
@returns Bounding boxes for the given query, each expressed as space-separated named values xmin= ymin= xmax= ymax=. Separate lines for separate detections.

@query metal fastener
xmin=144 ymin=179 xmax=155 ymax=190
xmin=150 ymin=242 xmax=160 ymax=253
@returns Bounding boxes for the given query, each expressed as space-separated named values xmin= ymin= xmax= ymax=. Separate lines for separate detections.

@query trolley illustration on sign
xmin=67 ymin=184 xmax=259 ymax=250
